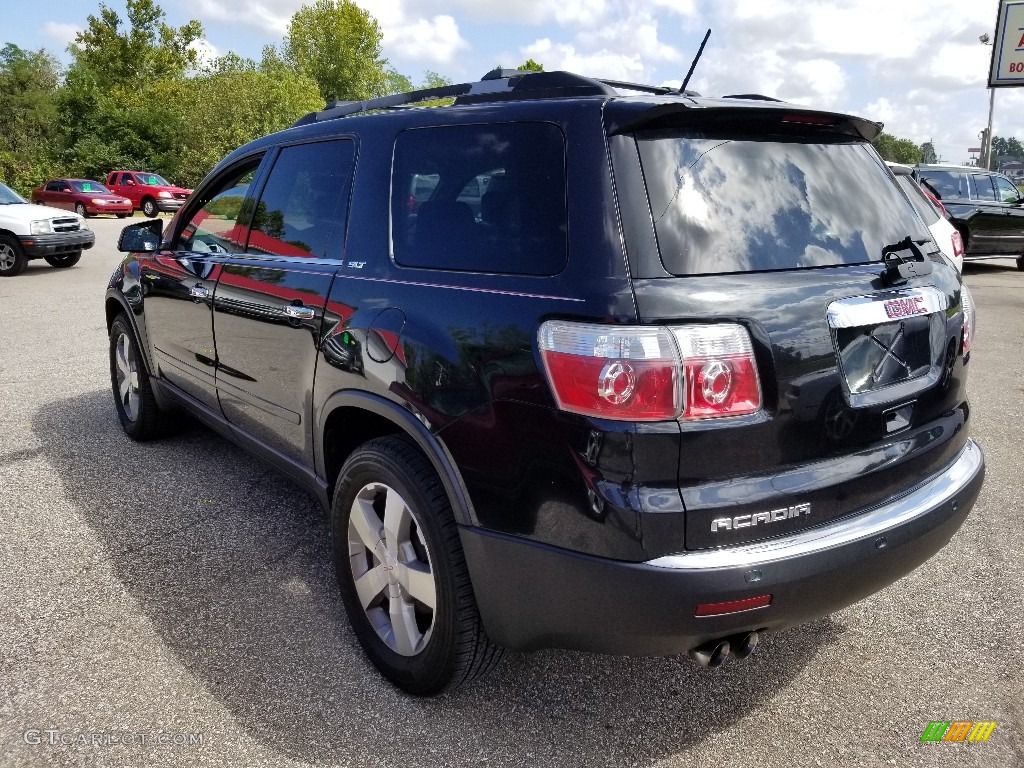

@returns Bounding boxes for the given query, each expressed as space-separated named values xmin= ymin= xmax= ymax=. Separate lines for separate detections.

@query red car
xmin=105 ymin=170 xmax=192 ymax=218
xmin=30 ymin=178 xmax=134 ymax=218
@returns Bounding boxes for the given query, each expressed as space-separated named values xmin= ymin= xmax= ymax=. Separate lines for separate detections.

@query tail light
xmin=961 ymin=284 xmax=976 ymax=358
xmin=951 ymin=230 xmax=964 ymax=258
xmin=538 ymin=321 xmax=762 ymax=421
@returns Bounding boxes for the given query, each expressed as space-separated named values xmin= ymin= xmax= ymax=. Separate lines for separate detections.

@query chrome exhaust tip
xmin=689 ymin=639 xmax=731 ymax=668
xmin=728 ymin=630 xmax=759 ymax=660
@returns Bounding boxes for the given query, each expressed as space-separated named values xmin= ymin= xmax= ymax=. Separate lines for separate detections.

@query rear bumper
xmin=19 ymin=231 xmax=95 ymax=257
xmin=461 ymin=439 xmax=984 ymax=655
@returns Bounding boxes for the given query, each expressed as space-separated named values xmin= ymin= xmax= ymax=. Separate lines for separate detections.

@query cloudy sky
xmin=8 ymin=0 xmax=1022 ymax=163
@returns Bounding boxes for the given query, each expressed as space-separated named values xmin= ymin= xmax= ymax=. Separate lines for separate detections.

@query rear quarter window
xmin=391 ymin=122 xmax=567 ymax=275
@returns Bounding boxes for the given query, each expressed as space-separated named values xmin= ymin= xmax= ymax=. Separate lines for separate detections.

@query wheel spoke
xmin=119 ymin=378 xmax=130 ymax=402
xmin=388 ymin=597 xmax=421 ymax=656
xmin=126 ymin=392 xmax=139 ymax=418
xmin=382 ymin=488 xmax=410 ymax=557
xmin=353 ymin=563 xmax=388 ymax=609
xmin=349 ymin=495 xmax=383 ymax=551
xmin=396 ymin=561 xmax=436 ymax=610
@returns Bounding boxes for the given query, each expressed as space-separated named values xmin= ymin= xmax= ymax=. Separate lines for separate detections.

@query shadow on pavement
xmin=34 ymin=389 xmax=840 ymax=767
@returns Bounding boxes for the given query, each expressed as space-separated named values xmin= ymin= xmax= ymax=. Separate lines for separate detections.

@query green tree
xmin=0 ymin=44 xmax=62 ymax=193
xmin=283 ymin=0 xmax=388 ymax=102
xmin=69 ymin=0 xmax=203 ymax=91
xmin=920 ymin=140 xmax=937 ymax=165
xmin=517 ymin=58 xmax=544 ymax=72
xmin=872 ymin=132 xmax=923 ymax=164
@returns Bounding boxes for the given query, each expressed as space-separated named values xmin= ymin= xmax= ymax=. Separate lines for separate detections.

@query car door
xmin=139 ymin=158 xmax=263 ymax=410
xmin=966 ymin=173 xmax=1007 ymax=254
xmin=212 ymin=139 xmax=355 ymax=465
xmin=46 ymin=181 xmax=72 ymax=211
xmin=990 ymin=173 xmax=1024 ymax=254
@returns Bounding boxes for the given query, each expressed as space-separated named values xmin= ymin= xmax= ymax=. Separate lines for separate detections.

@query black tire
xmin=109 ymin=314 xmax=169 ymax=441
xmin=141 ymin=197 xmax=157 ymax=218
xmin=0 ymin=234 xmax=27 ymax=277
xmin=332 ymin=436 xmax=502 ymax=695
xmin=45 ymin=252 xmax=81 ymax=268
xmin=75 ymin=202 xmax=89 ymax=218
xmin=116 ymin=213 xmax=130 ymax=219
xmin=1016 ymin=255 xmax=1024 ymax=271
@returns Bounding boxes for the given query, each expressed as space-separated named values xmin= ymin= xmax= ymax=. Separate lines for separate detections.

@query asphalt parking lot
xmin=1 ymin=216 xmax=1022 ymax=768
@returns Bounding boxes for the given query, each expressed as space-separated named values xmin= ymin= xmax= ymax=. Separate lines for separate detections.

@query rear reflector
xmin=695 ymin=594 xmax=773 ymax=617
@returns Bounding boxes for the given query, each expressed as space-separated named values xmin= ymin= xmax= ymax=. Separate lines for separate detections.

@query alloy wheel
xmin=347 ymin=482 xmax=437 ymax=656
xmin=0 ymin=243 xmax=16 ymax=272
xmin=114 ymin=332 xmax=140 ymax=421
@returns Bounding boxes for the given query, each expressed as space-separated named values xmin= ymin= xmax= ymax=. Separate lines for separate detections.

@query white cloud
xmin=42 ymin=21 xmax=80 ymax=49
xmin=188 ymin=38 xmax=219 ymax=69
xmin=383 ymin=15 xmax=469 ymax=65
xmin=522 ymin=38 xmax=644 ymax=81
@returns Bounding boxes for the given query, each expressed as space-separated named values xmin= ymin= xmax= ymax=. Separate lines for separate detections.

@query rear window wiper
xmin=880 ymin=236 xmax=932 ymax=286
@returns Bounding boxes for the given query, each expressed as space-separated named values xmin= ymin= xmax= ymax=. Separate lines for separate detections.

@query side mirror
xmin=118 ymin=219 xmax=164 ymax=253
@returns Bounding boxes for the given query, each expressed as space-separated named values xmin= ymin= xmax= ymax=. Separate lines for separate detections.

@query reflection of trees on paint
xmin=240 ymin=199 xmax=285 ymax=239
xmin=230 ymin=265 xmax=286 ymax=284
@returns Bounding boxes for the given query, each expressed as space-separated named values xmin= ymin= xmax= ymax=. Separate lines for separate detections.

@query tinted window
xmin=918 ymin=170 xmax=961 ymax=200
xmin=993 ymin=174 xmax=1020 ymax=202
xmin=896 ymin=176 xmax=939 ymax=226
xmin=71 ymin=180 xmax=110 ymax=193
xmin=178 ymin=161 xmax=261 ymax=254
xmin=246 ymin=140 xmax=354 ymax=259
xmin=392 ymin=123 xmax=567 ymax=275
xmin=972 ymin=174 xmax=996 ymax=201
xmin=638 ymin=133 xmax=930 ymax=275
xmin=46 ymin=181 xmax=62 ymax=192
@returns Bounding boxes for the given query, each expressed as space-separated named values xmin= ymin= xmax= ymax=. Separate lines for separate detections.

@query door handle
xmin=284 ymin=304 xmax=315 ymax=320
xmin=189 ymin=284 xmax=210 ymax=300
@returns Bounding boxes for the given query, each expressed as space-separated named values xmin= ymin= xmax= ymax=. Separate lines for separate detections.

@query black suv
xmin=915 ymin=164 xmax=1024 ymax=269
xmin=106 ymin=70 xmax=984 ymax=695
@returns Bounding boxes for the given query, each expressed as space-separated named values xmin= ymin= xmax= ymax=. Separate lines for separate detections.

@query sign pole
xmin=985 ymin=87 xmax=996 ymax=170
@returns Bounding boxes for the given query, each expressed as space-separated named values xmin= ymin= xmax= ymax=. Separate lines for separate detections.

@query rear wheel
xmin=332 ymin=436 xmax=502 ymax=695
xmin=0 ymin=235 xmax=27 ymax=277
xmin=109 ymin=314 xmax=168 ymax=441
xmin=45 ymin=252 xmax=81 ymax=268
xmin=141 ymin=197 xmax=157 ymax=218
xmin=1017 ymin=255 xmax=1024 ymax=271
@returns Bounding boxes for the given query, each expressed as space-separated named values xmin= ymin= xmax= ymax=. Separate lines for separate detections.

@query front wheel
xmin=109 ymin=314 xmax=168 ymax=441
xmin=45 ymin=252 xmax=81 ymax=268
xmin=141 ymin=198 xmax=157 ymax=218
xmin=0 ymin=234 xmax=27 ymax=277
xmin=332 ymin=436 xmax=502 ymax=695
xmin=75 ymin=202 xmax=89 ymax=218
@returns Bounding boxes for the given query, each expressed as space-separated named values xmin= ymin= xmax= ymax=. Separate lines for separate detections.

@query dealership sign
xmin=989 ymin=0 xmax=1024 ymax=87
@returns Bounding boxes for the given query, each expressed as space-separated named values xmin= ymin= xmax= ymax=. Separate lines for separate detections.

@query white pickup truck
xmin=0 ymin=181 xmax=95 ymax=277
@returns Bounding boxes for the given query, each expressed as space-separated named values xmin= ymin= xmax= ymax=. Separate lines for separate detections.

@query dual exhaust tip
xmin=688 ymin=630 xmax=759 ymax=668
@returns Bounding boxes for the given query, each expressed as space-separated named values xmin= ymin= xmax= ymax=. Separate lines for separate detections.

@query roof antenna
xmin=680 ymin=29 xmax=711 ymax=94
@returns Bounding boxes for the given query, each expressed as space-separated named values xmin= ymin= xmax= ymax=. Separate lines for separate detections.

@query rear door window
xmin=918 ymin=170 xmax=961 ymax=200
xmin=245 ymin=140 xmax=355 ymax=259
xmin=972 ymin=174 xmax=997 ymax=201
xmin=391 ymin=122 xmax=567 ymax=275
xmin=636 ymin=132 xmax=930 ymax=275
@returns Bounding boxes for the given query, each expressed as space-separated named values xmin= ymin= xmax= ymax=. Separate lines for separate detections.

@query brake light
xmin=781 ymin=113 xmax=835 ymax=126
xmin=673 ymin=325 xmax=762 ymax=418
xmin=961 ymin=284 xmax=976 ymax=357
xmin=538 ymin=321 xmax=762 ymax=421
xmin=951 ymin=230 xmax=964 ymax=258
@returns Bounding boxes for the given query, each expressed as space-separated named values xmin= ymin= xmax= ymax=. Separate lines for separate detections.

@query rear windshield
xmin=917 ymin=170 xmax=961 ymax=200
xmin=637 ymin=132 xmax=931 ymax=275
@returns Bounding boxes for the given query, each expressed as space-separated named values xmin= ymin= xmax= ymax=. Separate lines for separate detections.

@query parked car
xmin=914 ymin=164 xmax=1024 ymax=269
xmin=887 ymin=163 xmax=963 ymax=271
xmin=105 ymin=170 xmax=191 ymax=218
xmin=0 ymin=181 xmax=95 ymax=276
xmin=31 ymin=178 xmax=133 ymax=218
xmin=106 ymin=69 xmax=984 ymax=695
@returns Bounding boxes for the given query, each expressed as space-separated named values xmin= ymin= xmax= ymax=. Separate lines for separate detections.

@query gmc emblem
xmin=883 ymin=296 xmax=927 ymax=319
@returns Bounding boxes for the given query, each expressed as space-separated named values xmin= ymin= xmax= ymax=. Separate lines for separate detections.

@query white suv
xmin=0 ymin=181 xmax=95 ymax=276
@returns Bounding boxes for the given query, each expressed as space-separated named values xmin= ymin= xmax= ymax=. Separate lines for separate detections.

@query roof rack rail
xmin=291 ymin=69 xmax=665 ymax=127
xmin=721 ymin=94 xmax=783 ymax=102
